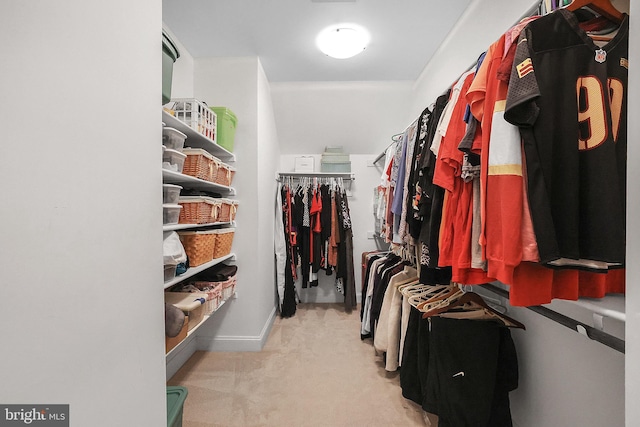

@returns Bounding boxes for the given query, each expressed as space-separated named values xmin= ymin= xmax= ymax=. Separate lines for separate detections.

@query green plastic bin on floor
xmin=162 ymin=30 xmax=180 ymax=105
xmin=167 ymin=386 xmax=188 ymax=427
xmin=210 ymin=107 xmax=237 ymax=152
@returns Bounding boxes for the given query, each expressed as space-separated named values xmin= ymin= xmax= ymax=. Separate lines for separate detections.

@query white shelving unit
xmin=163 ymin=253 xmax=236 ymax=290
xmin=163 ymin=110 xmax=235 ymax=162
xmin=163 ymin=107 xmax=238 ymax=359
xmin=165 ymin=293 xmax=236 ymax=358
xmin=163 ymin=220 xmax=235 ymax=232
xmin=162 ymin=169 xmax=236 ymax=195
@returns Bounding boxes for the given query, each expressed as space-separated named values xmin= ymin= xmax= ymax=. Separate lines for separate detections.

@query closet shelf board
xmin=163 ymin=110 xmax=236 ymax=162
xmin=164 ymin=253 xmax=236 ymax=290
xmin=162 ymin=169 xmax=236 ymax=195
xmin=165 ymin=292 xmax=236 ymax=358
xmin=163 ymin=221 xmax=235 ymax=232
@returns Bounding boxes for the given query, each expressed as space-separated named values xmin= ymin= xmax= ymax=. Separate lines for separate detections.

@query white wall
xmin=189 ymin=57 xmax=278 ymax=351
xmin=409 ymin=0 xmax=540 ymax=119
xmin=0 ymin=2 xmax=166 ymax=426
xmin=271 ymin=81 xmax=413 ymax=155
xmin=256 ymin=60 xmax=281 ymax=321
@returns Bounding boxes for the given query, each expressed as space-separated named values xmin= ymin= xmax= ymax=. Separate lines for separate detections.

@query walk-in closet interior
xmin=1 ymin=0 xmax=638 ymax=426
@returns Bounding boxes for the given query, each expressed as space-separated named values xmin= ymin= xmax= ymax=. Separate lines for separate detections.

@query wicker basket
xmin=217 ymin=199 xmax=238 ymax=223
xmin=178 ymin=230 xmax=217 ymax=266
xmin=212 ymin=228 xmax=235 ymax=259
xmin=191 ymin=281 xmax=223 ymax=313
xmin=190 ymin=282 xmax=223 ymax=314
xmin=222 ymin=274 xmax=237 ymax=300
xmin=178 ymin=196 xmax=222 ymax=224
xmin=215 ymin=162 xmax=236 ymax=187
xmin=182 ymin=148 xmax=220 ymax=182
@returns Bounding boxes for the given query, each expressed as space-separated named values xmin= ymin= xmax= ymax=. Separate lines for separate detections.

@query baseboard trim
xmin=196 ymin=307 xmax=277 ymax=352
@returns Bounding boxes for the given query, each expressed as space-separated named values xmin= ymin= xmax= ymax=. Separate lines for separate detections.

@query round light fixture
xmin=316 ymin=25 xmax=369 ymax=59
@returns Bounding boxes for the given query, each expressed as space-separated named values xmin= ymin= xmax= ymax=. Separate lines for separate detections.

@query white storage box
xmin=320 ymin=161 xmax=351 ymax=172
xmin=294 ymin=156 xmax=315 ymax=173
xmin=163 ymin=184 xmax=182 ymax=205
xmin=164 ymin=292 xmax=208 ymax=331
xmin=163 ymin=127 xmax=187 ymax=151
xmin=163 ymin=148 xmax=187 ymax=173
xmin=163 ymin=204 xmax=183 ymax=225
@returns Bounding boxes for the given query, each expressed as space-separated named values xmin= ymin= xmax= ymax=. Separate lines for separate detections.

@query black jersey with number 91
xmin=504 ymin=9 xmax=628 ymax=269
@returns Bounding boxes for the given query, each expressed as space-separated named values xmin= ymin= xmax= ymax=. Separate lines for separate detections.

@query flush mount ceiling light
xmin=316 ymin=25 xmax=369 ymax=59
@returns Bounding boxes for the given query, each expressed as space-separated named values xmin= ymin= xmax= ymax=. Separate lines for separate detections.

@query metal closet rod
xmin=479 ymin=283 xmax=625 ymax=354
xmin=276 ymin=172 xmax=355 ymax=180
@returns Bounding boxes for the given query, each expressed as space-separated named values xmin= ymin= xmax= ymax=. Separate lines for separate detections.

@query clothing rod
xmin=569 ymin=298 xmax=626 ymax=323
xmin=276 ymin=172 xmax=354 ymax=180
xmin=479 ymin=283 xmax=625 ymax=354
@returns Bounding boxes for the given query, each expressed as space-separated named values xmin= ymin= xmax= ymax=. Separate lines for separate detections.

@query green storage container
xmin=166 ymin=386 xmax=188 ymax=427
xmin=210 ymin=107 xmax=237 ymax=152
xmin=162 ymin=31 xmax=180 ymax=105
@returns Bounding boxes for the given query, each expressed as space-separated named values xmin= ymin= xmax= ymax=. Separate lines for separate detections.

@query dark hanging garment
xmin=281 ymin=251 xmax=297 ymax=318
xmin=400 ymin=306 xmax=424 ymax=405
xmin=294 ymin=188 xmax=311 ymax=288
xmin=320 ymin=184 xmax=332 ymax=242
xmin=310 ymin=188 xmax=323 ymax=276
xmin=406 ymin=106 xmax=430 ymax=240
xmin=335 ymin=190 xmax=347 ymax=280
xmin=340 ymin=189 xmax=357 ymax=310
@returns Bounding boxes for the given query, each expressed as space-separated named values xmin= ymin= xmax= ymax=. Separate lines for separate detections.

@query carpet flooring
xmin=168 ymin=303 xmax=437 ymax=426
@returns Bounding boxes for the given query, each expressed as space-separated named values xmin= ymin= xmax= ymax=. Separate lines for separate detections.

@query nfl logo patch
xmin=595 ymin=49 xmax=607 ymax=63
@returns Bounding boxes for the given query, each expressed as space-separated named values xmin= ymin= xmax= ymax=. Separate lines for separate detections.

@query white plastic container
xmin=163 ymin=127 xmax=187 ymax=151
xmin=163 ymin=204 xmax=183 ymax=225
xmin=163 ymin=148 xmax=187 ymax=173
xmin=163 ymin=184 xmax=183 ymax=205
xmin=164 ymin=264 xmax=177 ymax=282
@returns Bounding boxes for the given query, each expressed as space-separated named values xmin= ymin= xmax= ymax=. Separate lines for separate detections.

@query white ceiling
xmin=162 ymin=0 xmax=473 ymax=82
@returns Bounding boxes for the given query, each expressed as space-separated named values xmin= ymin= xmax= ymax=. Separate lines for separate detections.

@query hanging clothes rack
xmin=479 ymin=283 xmax=625 ymax=353
xmin=276 ymin=172 xmax=355 ymax=190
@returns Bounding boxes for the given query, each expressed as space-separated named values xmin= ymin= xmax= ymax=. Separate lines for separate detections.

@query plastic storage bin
xmin=163 ymin=148 xmax=187 ymax=173
xmin=162 ymin=31 xmax=180 ymax=105
xmin=210 ymin=107 xmax=237 ymax=152
xmin=163 ymin=127 xmax=187 ymax=151
xmin=163 ymin=204 xmax=183 ymax=225
xmin=163 ymin=184 xmax=182 ymax=205
xmin=164 ymin=264 xmax=177 ymax=282
xmin=167 ymin=386 xmax=188 ymax=427
xmin=165 ymin=99 xmax=217 ymax=141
